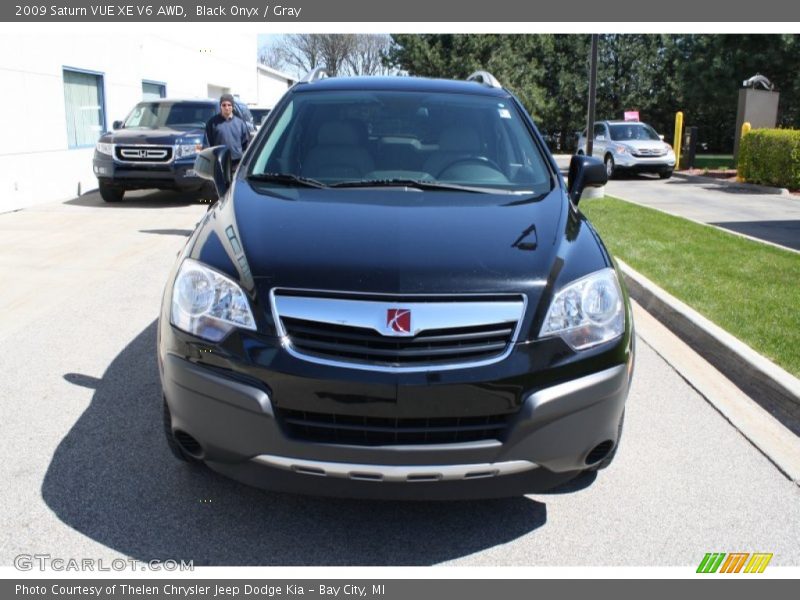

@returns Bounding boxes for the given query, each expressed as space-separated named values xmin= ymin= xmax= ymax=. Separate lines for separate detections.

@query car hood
xmin=618 ymin=139 xmax=670 ymax=152
xmin=218 ymin=181 xmax=567 ymax=296
xmin=103 ymin=127 xmax=205 ymax=145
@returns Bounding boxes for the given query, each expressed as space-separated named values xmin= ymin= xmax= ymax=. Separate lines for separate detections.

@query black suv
xmin=93 ymin=98 xmax=254 ymax=202
xmin=158 ymin=70 xmax=634 ymax=499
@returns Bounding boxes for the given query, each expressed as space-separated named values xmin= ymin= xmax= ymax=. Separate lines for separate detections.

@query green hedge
xmin=737 ymin=129 xmax=800 ymax=189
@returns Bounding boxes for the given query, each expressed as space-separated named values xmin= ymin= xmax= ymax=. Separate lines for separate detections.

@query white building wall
xmin=0 ymin=32 xmax=257 ymax=212
xmin=256 ymin=67 xmax=294 ymax=108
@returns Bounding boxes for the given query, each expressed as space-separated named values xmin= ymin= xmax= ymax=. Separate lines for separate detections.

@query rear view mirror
xmin=567 ymin=155 xmax=607 ymax=205
xmin=112 ymin=120 xmax=123 ymax=130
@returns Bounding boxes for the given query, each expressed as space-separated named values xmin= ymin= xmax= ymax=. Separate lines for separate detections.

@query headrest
xmin=317 ymin=121 xmax=360 ymax=145
xmin=439 ymin=127 xmax=481 ymax=152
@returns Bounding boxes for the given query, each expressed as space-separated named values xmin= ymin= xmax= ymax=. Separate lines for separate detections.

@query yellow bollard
xmin=737 ymin=122 xmax=751 ymax=181
xmin=673 ymin=111 xmax=684 ymax=170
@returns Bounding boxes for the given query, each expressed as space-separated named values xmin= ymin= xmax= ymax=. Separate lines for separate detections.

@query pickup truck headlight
xmin=170 ymin=259 xmax=256 ymax=342
xmin=174 ymin=143 xmax=204 ymax=159
xmin=95 ymin=142 xmax=114 ymax=155
xmin=540 ymin=268 xmax=624 ymax=350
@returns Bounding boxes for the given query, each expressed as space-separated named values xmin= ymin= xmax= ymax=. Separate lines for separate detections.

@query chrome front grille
xmin=115 ymin=145 xmax=173 ymax=163
xmin=271 ymin=291 xmax=525 ymax=372
xmin=632 ymin=147 xmax=667 ymax=157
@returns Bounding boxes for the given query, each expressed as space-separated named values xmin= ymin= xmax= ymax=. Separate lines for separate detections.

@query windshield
xmin=250 ymin=89 xmax=553 ymax=194
xmin=608 ymin=123 xmax=661 ymax=142
xmin=123 ymin=102 xmax=216 ymax=129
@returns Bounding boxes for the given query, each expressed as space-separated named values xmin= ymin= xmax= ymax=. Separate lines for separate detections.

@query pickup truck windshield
xmin=123 ymin=102 xmax=217 ymax=129
xmin=250 ymin=90 xmax=553 ymax=194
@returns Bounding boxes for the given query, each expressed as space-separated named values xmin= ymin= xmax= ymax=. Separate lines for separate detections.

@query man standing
xmin=205 ymin=93 xmax=250 ymax=171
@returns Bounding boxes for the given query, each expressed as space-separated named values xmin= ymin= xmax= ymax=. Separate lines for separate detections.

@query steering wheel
xmin=436 ymin=156 xmax=504 ymax=178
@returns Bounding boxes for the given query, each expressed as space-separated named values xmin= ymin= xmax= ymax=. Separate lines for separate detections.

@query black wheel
xmin=162 ymin=399 xmax=200 ymax=464
xmin=604 ymin=154 xmax=616 ymax=179
xmin=99 ymin=181 xmax=124 ymax=203
xmin=659 ymin=170 xmax=673 ymax=180
xmin=586 ymin=410 xmax=625 ymax=472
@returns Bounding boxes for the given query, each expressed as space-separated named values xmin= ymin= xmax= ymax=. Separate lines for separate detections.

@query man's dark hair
xmin=220 ymin=93 xmax=235 ymax=106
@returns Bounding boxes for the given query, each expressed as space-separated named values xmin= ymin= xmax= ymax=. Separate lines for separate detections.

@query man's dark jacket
xmin=205 ymin=114 xmax=250 ymax=160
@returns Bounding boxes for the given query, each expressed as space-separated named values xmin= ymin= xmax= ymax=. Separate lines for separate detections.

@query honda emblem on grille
xmin=386 ymin=308 xmax=412 ymax=336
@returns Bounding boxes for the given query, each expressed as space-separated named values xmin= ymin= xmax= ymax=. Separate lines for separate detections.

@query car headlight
xmin=174 ymin=143 xmax=204 ymax=159
xmin=170 ymin=259 xmax=256 ymax=342
xmin=96 ymin=142 xmax=114 ymax=155
xmin=613 ymin=145 xmax=630 ymax=154
xmin=539 ymin=268 xmax=624 ymax=350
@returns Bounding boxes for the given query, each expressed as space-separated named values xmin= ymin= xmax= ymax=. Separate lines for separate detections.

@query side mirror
xmin=112 ymin=120 xmax=123 ymax=130
xmin=567 ymin=154 xmax=607 ymax=206
xmin=194 ymin=146 xmax=232 ymax=198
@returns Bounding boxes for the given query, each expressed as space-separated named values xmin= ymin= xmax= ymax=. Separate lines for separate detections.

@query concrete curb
xmin=618 ymin=259 xmax=800 ymax=436
xmin=672 ymin=171 xmax=792 ymax=196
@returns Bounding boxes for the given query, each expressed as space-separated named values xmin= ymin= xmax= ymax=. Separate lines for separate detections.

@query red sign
xmin=624 ymin=111 xmax=640 ymax=121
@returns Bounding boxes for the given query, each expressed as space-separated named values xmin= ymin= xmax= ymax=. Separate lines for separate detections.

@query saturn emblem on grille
xmin=386 ymin=308 xmax=412 ymax=336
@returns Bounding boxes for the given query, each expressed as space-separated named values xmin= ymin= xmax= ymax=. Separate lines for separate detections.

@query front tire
xmin=604 ymin=154 xmax=616 ymax=179
xmin=659 ymin=170 xmax=673 ymax=179
xmin=99 ymin=181 xmax=124 ymax=203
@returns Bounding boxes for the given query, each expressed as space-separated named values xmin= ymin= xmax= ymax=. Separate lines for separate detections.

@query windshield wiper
xmin=248 ymin=172 xmax=328 ymax=188
xmin=329 ymin=178 xmax=513 ymax=194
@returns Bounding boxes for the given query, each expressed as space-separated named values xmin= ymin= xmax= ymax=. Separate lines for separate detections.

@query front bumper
xmin=614 ymin=153 xmax=675 ymax=173
xmin=161 ymin=340 xmax=632 ymax=499
xmin=93 ymin=154 xmax=204 ymax=190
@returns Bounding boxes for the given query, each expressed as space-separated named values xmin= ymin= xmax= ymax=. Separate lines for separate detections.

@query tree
xmin=387 ymin=34 xmax=587 ymax=150
xmin=378 ymin=34 xmax=800 ymax=154
xmin=347 ymin=35 xmax=394 ymax=75
xmin=259 ymin=34 xmax=393 ymax=77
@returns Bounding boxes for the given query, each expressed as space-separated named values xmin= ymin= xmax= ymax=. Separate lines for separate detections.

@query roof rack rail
xmin=299 ymin=67 xmax=330 ymax=83
xmin=467 ymin=71 xmax=502 ymax=89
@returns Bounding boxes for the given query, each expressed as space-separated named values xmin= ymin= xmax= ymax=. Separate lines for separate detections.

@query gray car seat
xmin=301 ymin=121 xmax=375 ymax=180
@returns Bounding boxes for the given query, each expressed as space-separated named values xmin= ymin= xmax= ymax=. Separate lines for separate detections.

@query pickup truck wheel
xmin=99 ymin=182 xmax=124 ymax=203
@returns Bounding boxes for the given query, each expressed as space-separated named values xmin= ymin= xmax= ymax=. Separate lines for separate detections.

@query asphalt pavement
xmin=0 ymin=189 xmax=798 ymax=567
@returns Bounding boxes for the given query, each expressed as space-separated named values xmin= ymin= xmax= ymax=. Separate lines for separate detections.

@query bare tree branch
xmin=260 ymin=34 xmax=394 ymax=78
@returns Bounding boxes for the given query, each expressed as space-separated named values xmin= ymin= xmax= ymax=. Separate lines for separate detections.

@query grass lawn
xmin=691 ymin=154 xmax=735 ymax=169
xmin=581 ymin=196 xmax=800 ymax=378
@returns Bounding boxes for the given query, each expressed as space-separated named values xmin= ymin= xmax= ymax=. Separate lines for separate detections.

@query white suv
xmin=577 ymin=120 xmax=676 ymax=179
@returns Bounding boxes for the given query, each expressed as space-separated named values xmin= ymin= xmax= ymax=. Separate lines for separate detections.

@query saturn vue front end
xmin=157 ymin=71 xmax=634 ymax=499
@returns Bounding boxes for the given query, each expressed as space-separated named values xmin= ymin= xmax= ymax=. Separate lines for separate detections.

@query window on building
xmin=142 ymin=81 xmax=166 ymax=100
xmin=63 ymin=68 xmax=105 ymax=149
